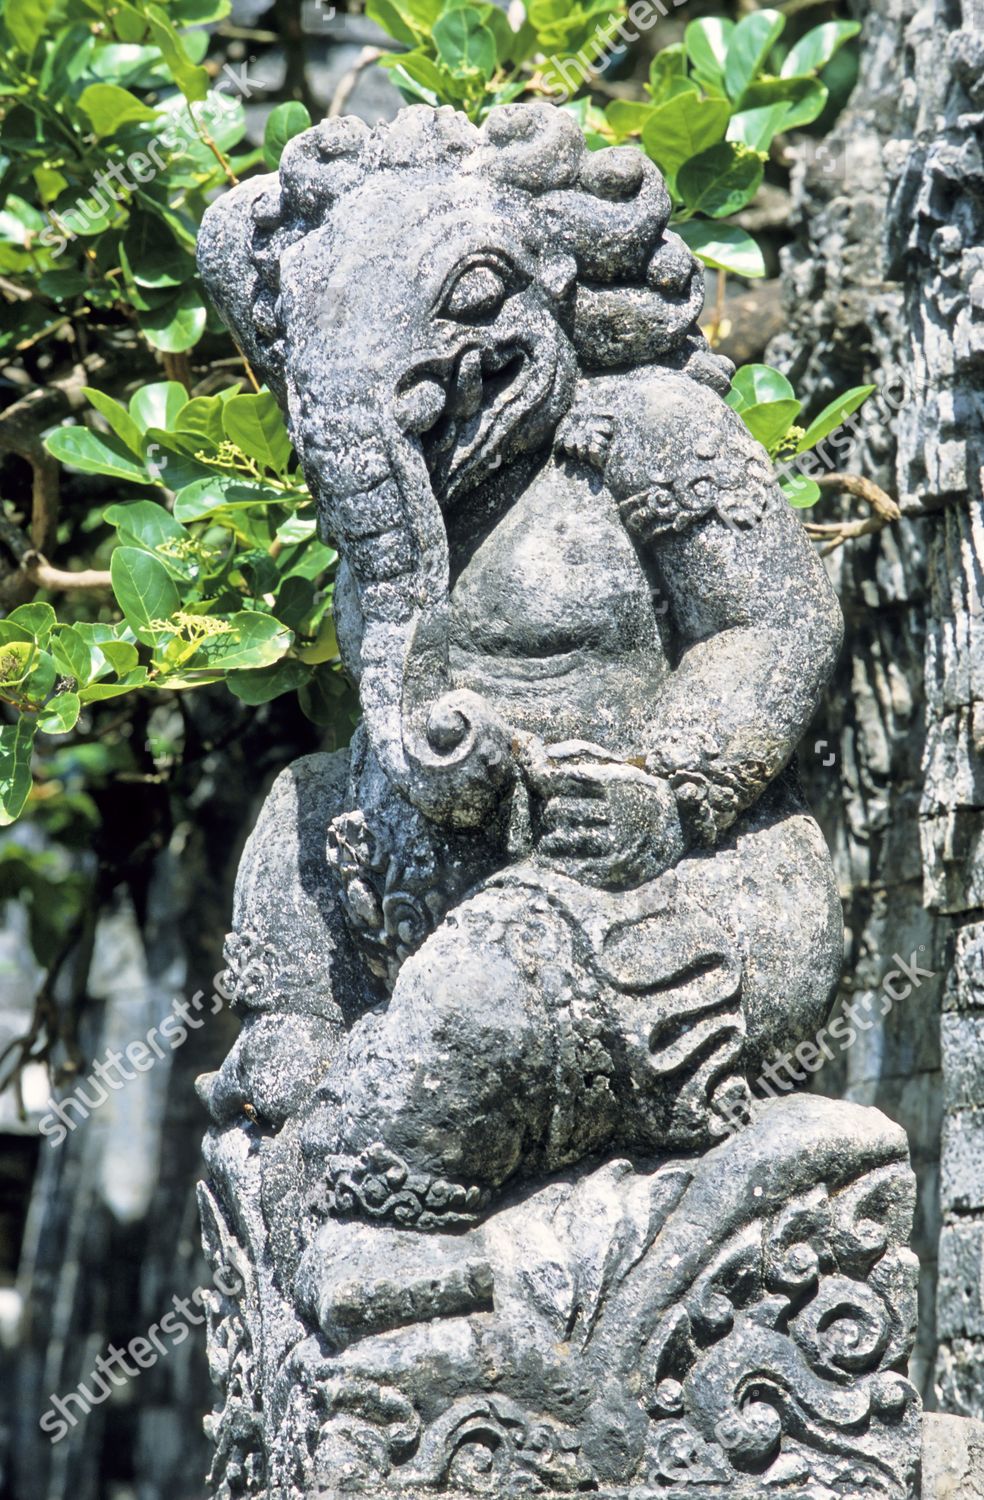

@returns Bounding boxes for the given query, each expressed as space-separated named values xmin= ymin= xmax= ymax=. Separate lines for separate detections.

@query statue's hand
xmin=521 ymin=740 xmax=685 ymax=890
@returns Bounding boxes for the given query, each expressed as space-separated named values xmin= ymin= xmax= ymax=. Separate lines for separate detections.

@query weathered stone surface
xmin=921 ymin=1412 xmax=984 ymax=1497
xmin=195 ymin=103 xmax=924 ymax=1498
xmin=941 ymin=1108 xmax=984 ymax=1216
xmin=767 ymin=0 xmax=984 ymax=1413
xmin=937 ymin=1223 xmax=984 ymax=1341
xmin=942 ymin=1015 xmax=984 ymax=1110
xmin=935 ymin=1339 xmax=984 ymax=1420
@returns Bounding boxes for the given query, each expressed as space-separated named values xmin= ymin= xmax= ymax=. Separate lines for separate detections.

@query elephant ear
xmin=197 ymin=173 xmax=286 ymax=400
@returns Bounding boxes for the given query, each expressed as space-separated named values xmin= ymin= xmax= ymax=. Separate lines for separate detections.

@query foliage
xmin=365 ymin=0 xmax=858 ymax=279
xmin=0 ymin=0 xmax=261 ymax=356
xmin=367 ymin=0 xmax=626 ymax=120
xmin=726 ymin=364 xmax=875 ymax=506
xmin=0 ymin=375 xmax=346 ymax=826
xmin=0 ymin=0 xmax=350 ymax=862
xmin=606 ymin=13 xmax=856 ymax=275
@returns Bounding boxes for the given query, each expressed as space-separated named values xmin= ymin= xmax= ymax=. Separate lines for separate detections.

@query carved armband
xmin=619 ymin=437 xmax=777 ymax=543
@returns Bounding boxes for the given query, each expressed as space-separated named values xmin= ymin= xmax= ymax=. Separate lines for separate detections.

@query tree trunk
xmin=770 ymin=0 xmax=984 ymax=1411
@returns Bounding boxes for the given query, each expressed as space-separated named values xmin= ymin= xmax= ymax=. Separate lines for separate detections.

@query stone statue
xmin=195 ymin=104 xmax=923 ymax=1498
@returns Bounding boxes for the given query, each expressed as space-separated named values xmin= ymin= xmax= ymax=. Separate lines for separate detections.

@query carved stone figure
xmin=195 ymin=104 xmax=924 ymax=1498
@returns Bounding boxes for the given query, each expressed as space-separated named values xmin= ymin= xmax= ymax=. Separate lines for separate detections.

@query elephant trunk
xmin=299 ymin=394 xmax=514 ymax=828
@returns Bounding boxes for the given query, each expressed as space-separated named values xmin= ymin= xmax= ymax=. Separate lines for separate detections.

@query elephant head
xmin=198 ymin=104 xmax=724 ymax=827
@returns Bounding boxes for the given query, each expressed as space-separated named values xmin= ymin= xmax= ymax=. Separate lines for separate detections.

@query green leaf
xmin=724 ymin=74 xmax=828 ymax=134
xmin=273 ymin=573 xmax=317 ymax=630
xmin=141 ymin=430 xmax=215 ymax=492
xmin=433 ymin=7 xmax=497 ymax=79
xmin=222 ymin=392 xmax=292 ymax=473
xmin=0 ymin=718 xmax=35 ymax=825
xmin=724 ymin=9 xmax=785 ymax=102
xmin=37 ymin=269 xmax=89 ymax=299
xmin=737 ymin=398 xmax=801 ymax=451
xmin=642 ymin=94 xmax=731 ymax=181
xmin=184 ymin=611 xmax=293 ymax=671
xmin=78 ymin=669 xmax=148 ymax=702
xmin=726 ymin=362 xmax=796 ymax=412
xmin=40 ymin=24 xmax=95 ymax=96
xmin=122 ymin=219 xmax=193 ymax=288
xmin=86 ymin=41 xmax=168 ymax=87
xmin=2 ymin=0 xmax=58 ymax=55
xmin=781 ymin=20 xmax=860 ymax=78
xmin=71 ymin=620 xmax=139 ymax=669
xmin=100 ymin=640 xmax=140 ymax=674
xmin=104 ymin=498 xmax=188 ymax=558
xmin=129 ymin=381 xmax=189 ymax=435
xmin=172 ymin=475 xmax=278 ymax=521
xmin=83 ymin=386 xmax=144 ymax=455
xmin=227 ymin=658 xmax=310 ymax=704
xmin=727 ymin=102 xmax=791 ymax=153
xmin=737 ymin=74 xmax=825 ymax=113
xmin=49 ymin=626 xmax=93 ymax=686
xmin=110 ymin=546 xmax=181 ymax=644
xmin=684 ymin=18 xmax=734 ymax=87
xmin=20 ymin=649 xmax=56 ymax=705
xmin=7 ymin=602 xmax=56 ymax=644
xmin=476 ymin=1 xmax=523 ymax=63
xmin=676 ymin=141 xmax=764 ymax=218
xmin=772 ymin=78 xmax=827 ymax=131
xmin=77 ymin=82 xmax=159 ymax=135
xmin=276 ymin=514 xmax=318 ymax=544
xmin=647 ymin=44 xmax=692 ymax=107
xmin=675 ymin=220 xmax=765 ymax=278
xmin=298 ymin=664 xmax=349 ymax=727
xmin=262 ymin=100 xmax=312 ymax=170
xmin=45 ymin=426 xmax=151 ymax=484
xmin=137 ymin=285 xmax=207 ymax=352
xmin=173 ymin=394 xmax=226 ymax=449
xmin=143 ymin=4 xmax=210 ymax=102
xmin=0 ymin=622 xmax=32 ymax=647
xmin=779 ymin=470 xmax=822 ymax=508
xmin=795 ymin=384 xmax=875 ymax=453
xmin=381 ymin=50 xmax=450 ymax=107
xmin=366 ymin=0 xmax=420 ymax=46
xmin=0 ymin=640 xmax=37 ymax=688
xmin=38 ymin=692 xmax=81 ymax=734
xmin=605 ymin=100 xmax=654 ymax=139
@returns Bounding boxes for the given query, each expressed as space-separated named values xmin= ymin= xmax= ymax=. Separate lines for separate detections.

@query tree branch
xmin=803 ymin=472 xmax=903 ymax=554
xmin=20 ymin=552 xmax=113 ymax=591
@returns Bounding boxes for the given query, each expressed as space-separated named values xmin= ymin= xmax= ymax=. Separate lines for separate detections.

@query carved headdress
xmin=198 ymin=102 xmax=732 ymax=401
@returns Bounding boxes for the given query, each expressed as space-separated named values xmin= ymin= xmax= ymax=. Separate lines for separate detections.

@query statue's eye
xmin=442 ymin=265 xmax=507 ymax=322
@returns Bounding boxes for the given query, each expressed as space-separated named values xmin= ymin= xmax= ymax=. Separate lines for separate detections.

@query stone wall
xmin=771 ymin=0 xmax=984 ymax=1408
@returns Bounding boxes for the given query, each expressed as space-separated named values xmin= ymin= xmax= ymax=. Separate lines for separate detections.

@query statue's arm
xmin=605 ymin=380 xmax=844 ymax=845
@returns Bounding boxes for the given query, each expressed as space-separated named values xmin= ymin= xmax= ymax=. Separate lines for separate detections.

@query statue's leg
xmin=672 ymin=780 xmax=844 ymax=1082
xmin=302 ymin=880 xmax=595 ymax=1225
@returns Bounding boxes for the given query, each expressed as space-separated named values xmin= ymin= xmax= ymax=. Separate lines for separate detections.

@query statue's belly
xmin=449 ymin=462 xmax=667 ymax=752
xmin=449 ymin=645 xmax=667 ymax=753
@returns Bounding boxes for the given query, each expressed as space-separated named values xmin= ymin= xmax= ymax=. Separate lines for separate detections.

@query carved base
xmin=200 ymin=1094 xmax=923 ymax=1499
